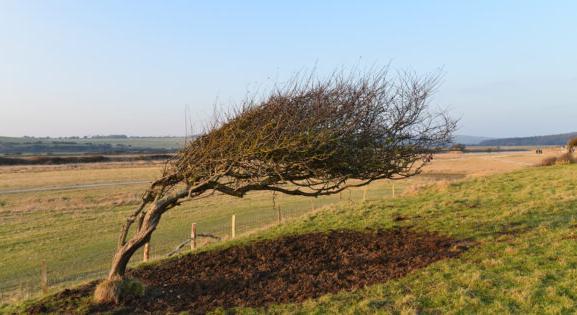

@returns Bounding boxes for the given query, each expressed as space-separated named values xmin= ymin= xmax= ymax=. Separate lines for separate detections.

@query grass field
xmin=0 ymin=150 xmax=559 ymax=306
xmin=0 ymin=136 xmax=185 ymax=156
xmin=10 ymin=161 xmax=577 ymax=314
xmin=0 ymin=162 xmax=408 ymax=303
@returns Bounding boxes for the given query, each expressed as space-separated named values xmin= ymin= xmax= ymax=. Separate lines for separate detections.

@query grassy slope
xmin=7 ymin=164 xmax=577 ymax=314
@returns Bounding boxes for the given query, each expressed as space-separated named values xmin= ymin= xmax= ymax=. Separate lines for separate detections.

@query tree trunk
xmin=107 ymin=232 xmax=152 ymax=279
xmin=104 ymin=188 xmax=189 ymax=281
xmin=94 ymin=188 xmax=190 ymax=303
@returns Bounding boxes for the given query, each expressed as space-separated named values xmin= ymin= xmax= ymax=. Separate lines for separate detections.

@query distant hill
xmin=479 ymin=132 xmax=577 ymax=146
xmin=453 ymin=135 xmax=494 ymax=145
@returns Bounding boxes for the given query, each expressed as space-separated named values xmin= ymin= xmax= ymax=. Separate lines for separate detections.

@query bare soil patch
xmin=28 ymin=228 xmax=471 ymax=314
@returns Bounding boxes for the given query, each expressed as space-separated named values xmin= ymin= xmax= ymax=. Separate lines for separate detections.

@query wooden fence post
xmin=191 ymin=223 xmax=197 ymax=250
xmin=143 ymin=243 xmax=150 ymax=262
xmin=40 ymin=260 xmax=48 ymax=294
xmin=363 ymin=186 xmax=368 ymax=202
xmin=277 ymin=205 xmax=282 ymax=224
xmin=392 ymin=183 xmax=396 ymax=198
xmin=231 ymin=214 xmax=236 ymax=239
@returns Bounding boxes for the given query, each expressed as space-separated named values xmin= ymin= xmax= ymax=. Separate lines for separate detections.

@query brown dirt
xmin=27 ymin=228 xmax=471 ymax=314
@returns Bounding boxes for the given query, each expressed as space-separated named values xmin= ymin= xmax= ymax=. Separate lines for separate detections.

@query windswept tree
xmin=95 ymin=69 xmax=456 ymax=303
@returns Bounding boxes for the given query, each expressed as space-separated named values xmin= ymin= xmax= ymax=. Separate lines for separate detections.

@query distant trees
xmin=94 ymin=68 xmax=456 ymax=303
xmin=480 ymin=132 xmax=577 ymax=146
xmin=449 ymin=143 xmax=466 ymax=152
xmin=91 ymin=135 xmax=129 ymax=139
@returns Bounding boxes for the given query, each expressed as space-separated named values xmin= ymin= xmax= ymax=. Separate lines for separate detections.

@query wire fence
xmin=0 ymin=182 xmax=405 ymax=305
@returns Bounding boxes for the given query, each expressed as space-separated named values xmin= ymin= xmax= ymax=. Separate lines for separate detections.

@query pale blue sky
xmin=1 ymin=1 xmax=576 ymax=137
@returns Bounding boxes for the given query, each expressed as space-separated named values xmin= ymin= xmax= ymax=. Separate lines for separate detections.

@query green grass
xmin=0 ymin=175 xmax=409 ymax=304
xmin=6 ymin=164 xmax=577 ymax=313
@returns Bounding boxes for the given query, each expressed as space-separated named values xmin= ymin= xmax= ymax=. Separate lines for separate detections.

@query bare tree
xmin=94 ymin=68 xmax=456 ymax=303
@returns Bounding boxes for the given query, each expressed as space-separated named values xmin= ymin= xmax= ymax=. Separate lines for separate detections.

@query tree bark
xmin=108 ymin=233 xmax=152 ymax=278
xmin=106 ymin=188 xmax=188 ymax=280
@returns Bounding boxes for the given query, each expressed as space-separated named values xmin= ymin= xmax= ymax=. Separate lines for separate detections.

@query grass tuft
xmin=541 ymin=153 xmax=577 ymax=166
xmin=93 ymin=277 xmax=145 ymax=304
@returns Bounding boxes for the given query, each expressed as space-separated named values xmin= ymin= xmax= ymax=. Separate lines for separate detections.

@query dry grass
xmin=0 ymin=163 xmax=160 ymax=191
xmin=0 ymin=150 xmax=552 ymax=215
xmin=541 ymin=153 xmax=577 ymax=166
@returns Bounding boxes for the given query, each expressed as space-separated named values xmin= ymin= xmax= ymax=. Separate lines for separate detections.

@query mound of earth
xmin=28 ymin=228 xmax=471 ymax=314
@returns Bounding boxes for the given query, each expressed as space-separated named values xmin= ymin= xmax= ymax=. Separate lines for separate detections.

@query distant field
xmin=0 ymin=150 xmax=557 ymax=303
xmin=0 ymin=136 xmax=186 ymax=148
xmin=0 ymin=136 xmax=186 ymax=155
xmin=465 ymin=145 xmax=564 ymax=152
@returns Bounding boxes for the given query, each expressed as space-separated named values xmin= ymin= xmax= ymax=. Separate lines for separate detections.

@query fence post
xmin=191 ymin=223 xmax=197 ymax=250
xmin=363 ymin=186 xmax=368 ymax=202
xmin=277 ymin=205 xmax=282 ymax=224
xmin=143 ymin=243 xmax=150 ymax=262
xmin=231 ymin=214 xmax=236 ymax=239
xmin=392 ymin=183 xmax=396 ymax=198
xmin=40 ymin=260 xmax=48 ymax=294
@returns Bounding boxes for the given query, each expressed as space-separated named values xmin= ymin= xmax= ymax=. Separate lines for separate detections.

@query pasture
xmin=0 ymin=149 xmax=558 ymax=305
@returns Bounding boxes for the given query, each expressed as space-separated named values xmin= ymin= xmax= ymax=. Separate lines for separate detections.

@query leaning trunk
xmin=107 ymin=232 xmax=152 ymax=280
xmin=95 ymin=188 xmax=188 ymax=303
xmin=94 ymin=232 xmax=153 ymax=303
xmin=94 ymin=212 xmax=159 ymax=303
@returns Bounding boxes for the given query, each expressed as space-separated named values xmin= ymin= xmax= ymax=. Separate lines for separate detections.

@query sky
xmin=1 ymin=1 xmax=576 ymax=138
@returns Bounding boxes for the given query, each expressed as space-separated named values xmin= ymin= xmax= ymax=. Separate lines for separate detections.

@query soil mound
xmin=28 ymin=228 xmax=471 ymax=314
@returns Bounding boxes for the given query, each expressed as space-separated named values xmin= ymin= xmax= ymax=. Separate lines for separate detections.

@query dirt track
xmin=29 ymin=228 xmax=471 ymax=314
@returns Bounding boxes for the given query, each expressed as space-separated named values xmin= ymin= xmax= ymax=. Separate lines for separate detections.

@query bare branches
xmin=158 ymin=69 xmax=455 ymax=201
